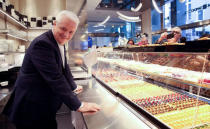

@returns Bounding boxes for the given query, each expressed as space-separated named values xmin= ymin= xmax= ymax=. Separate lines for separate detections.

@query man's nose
xmin=63 ymin=31 xmax=69 ymax=37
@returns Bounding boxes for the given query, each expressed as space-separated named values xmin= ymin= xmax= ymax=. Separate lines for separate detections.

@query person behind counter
xmin=127 ymin=39 xmax=135 ymax=46
xmin=156 ymin=27 xmax=182 ymax=44
xmin=3 ymin=10 xmax=100 ymax=129
xmin=138 ymin=33 xmax=149 ymax=46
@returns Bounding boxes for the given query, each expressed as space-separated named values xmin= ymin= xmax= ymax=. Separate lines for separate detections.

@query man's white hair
xmin=172 ymin=27 xmax=182 ymax=34
xmin=56 ymin=10 xmax=80 ymax=28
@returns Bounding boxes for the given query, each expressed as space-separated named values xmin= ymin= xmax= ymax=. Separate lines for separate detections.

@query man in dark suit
xmin=3 ymin=10 xmax=100 ymax=129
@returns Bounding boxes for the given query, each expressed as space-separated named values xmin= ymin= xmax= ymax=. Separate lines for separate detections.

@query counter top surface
xmin=0 ymin=86 xmax=13 ymax=101
xmin=75 ymin=79 xmax=156 ymax=129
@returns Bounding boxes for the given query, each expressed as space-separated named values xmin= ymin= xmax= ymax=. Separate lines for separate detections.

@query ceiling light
xmin=179 ymin=0 xmax=185 ymax=3
xmin=131 ymin=3 xmax=142 ymax=12
xmin=93 ymin=16 xmax=110 ymax=28
xmin=97 ymin=16 xmax=110 ymax=26
xmin=116 ymin=11 xmax=140 ymax=20
xmin=95 ymin=29 xmax=104 ymax=32
xmin=152 ymin=0 xmax=162 ymax=13
xmin=118 ymin=16 xmax=141 ymax=22
xmin=93 ymin=25 xmax=106 ymax=27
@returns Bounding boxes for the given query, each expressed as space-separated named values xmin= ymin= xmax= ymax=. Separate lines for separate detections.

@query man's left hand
xmin=74 ymin=85 xmax=83 ymax=94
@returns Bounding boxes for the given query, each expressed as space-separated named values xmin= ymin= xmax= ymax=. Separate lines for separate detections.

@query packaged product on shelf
xmin=2 ymin=1 xmax=6 ymax=11
xmin=36 ymin=17 xmax=42 ymax=27
xmin=6 ymin=4 xmax=14 ymax=15
xmin=14 ymin=10 xmax=20 ymax=21
xmin=11 ymin=7 xmax=15 ymax=18
xmin=30 ymin=17 xmax=37 ymax=27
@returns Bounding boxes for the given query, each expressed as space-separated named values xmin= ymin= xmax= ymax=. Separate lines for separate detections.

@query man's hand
xmin=157 ymin=32 xmax=168 ymax=43
xmin=160 ymin=32 xmax=168 ymax=39
xmin=77 ymin=102 xmax=101 ymax=114
xmin=74 ymin=85 xmax=83 ymax=94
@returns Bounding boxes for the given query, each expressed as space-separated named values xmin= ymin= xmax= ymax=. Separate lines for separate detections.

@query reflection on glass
xmin=93 ymin=51 xmax=210 ymax=129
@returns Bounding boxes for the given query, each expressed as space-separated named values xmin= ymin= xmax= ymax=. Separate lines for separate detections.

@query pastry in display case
xmin=92 ymin=51 xmax=210 ymax=129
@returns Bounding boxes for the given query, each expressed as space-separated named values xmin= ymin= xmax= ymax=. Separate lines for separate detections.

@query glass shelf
xmin=97 ymin=57 xmax=210 ymax=90
xmin=28 ymin=27 xmax=51 ymax=30
xmin=0 ymin=51 xmax=25 ymax=54
xmin=0 ymin=29 xmax=29 ymax=42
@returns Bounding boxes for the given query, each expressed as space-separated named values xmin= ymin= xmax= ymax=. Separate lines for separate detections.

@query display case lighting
xmin=116 ymin=11 xmax=140 ymax=20
xmin=95 ymin=29 xmax=104 ymax=32
xmin=118 ymin=16 xmax=141 ymax=22
xmin=93 ymin=25 xmax=106 ymax=28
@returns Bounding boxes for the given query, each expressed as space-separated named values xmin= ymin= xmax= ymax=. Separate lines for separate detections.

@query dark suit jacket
xmin=3 ymin=30 xmax=81 ymax=125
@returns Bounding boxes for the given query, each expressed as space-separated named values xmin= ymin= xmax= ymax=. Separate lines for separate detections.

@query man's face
xmin=53 ymin=17 xmax=77 ymax=45
xmin=172 ymin=28 xmax=181 ymax=38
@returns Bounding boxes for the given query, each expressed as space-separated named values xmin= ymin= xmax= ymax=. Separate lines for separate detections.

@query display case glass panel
xmin=92 ymin=51 xmax=210 ymax=129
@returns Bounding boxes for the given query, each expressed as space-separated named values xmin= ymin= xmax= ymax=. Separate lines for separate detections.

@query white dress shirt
xmin=57 ymin=43 xmax=65 ymax=68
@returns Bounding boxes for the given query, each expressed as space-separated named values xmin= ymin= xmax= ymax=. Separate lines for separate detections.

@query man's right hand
xmin=157 ymin=32 xmax=168 ymax=43
xmin=77 ymin=102 xmax=101 ymax=113
xmin=160 ymin=32 xmax=168 ymax=39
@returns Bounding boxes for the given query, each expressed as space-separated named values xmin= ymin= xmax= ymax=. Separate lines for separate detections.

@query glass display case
xmin=92 ymin=51 xmax=210 ymax=129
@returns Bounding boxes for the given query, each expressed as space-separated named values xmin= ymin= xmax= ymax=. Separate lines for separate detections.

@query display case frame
xmin=92 ymin=51 xmax=210 ymax=129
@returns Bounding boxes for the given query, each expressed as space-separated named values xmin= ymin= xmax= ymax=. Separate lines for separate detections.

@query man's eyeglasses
xmin=172 ymin=31 xmax=180 ymax=34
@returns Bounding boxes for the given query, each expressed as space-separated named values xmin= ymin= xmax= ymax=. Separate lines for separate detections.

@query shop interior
xmin=0 ymin=0 xmax=209 ymax=129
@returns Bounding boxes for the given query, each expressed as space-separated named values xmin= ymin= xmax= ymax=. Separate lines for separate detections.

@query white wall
xmin=10 ymin=0 xmax=66 ymax=18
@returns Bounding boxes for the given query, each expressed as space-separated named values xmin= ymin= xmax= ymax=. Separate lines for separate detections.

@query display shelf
xmin=127 ymin=67 xmax=210 ymax=90
xmin=140 ymin=76 xmax=210 ymax=104
xmin=92 ymin=74 xmax=170 ymax=129
xmin=92 ymin=69 xmax=210 ymax=129
xmin=0 ymin=29 xmax=28 ymax=42
xmin=6 ymin=33 xmax=28 ymax=41
xmin=28 ymin=27 xmax=51 ymax=30
xmin=97 ymin=59 xmax=210 ymax=90
xmin=93 ymin=51 xmax=210 ymax=129
xmin=93 ymin=68 xmax=210 ymax=104
xmin=0 ymin=51 xmax=25 ymax=54
xmin=0 ymin=9 xmax=27 ymax=29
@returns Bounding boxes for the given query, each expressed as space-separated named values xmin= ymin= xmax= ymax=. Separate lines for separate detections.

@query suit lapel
xmin=47 ymin=30 xmax=64 ymax=70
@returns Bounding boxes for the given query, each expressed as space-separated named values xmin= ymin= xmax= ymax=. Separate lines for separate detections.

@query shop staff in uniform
xmin=3 ymin=10 xmax=101 ymax=129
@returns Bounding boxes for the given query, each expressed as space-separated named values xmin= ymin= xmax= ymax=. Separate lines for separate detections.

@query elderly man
xmin=3 ymin=10 xmax=100 ymax=129
xmin=156 ymin=27 xmax=182 ymax=44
